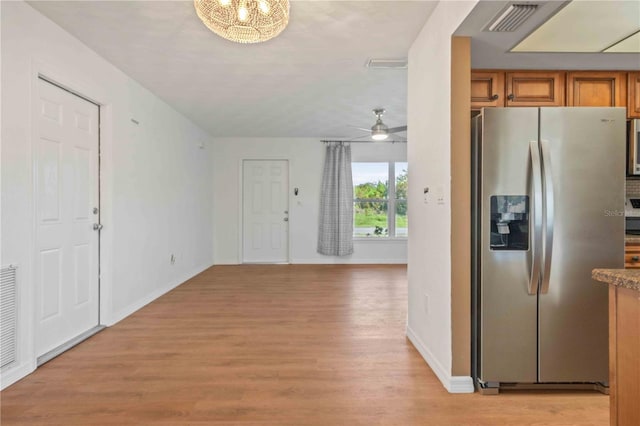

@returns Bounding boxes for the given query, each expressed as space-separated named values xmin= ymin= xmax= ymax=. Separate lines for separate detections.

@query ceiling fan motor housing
xmin=371 ymin=108 xmax=389 ymax=140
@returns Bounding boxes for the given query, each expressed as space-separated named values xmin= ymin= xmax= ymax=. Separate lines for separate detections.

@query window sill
xmin=353 ymin=237 xmax=408 ymax=243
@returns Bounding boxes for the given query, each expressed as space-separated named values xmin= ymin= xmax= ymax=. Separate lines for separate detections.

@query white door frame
xmin=25 ymin=59 xmax=116 ymax=373
xmin=238 ymin=158 xmax=291 ymax=264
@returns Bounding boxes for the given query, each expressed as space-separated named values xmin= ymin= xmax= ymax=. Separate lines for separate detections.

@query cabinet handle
xmin=632 ymin=256 xmax=639 ymax=262
xmin=507 ymin=93 xmax=515 ymax=101
xmin=490 ymin=94 xmax=499 ymax=101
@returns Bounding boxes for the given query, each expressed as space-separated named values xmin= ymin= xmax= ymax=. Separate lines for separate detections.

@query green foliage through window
xmin=352 ymin=162 xmax=407 ymax=238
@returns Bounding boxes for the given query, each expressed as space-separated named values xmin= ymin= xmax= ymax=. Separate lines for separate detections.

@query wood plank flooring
xmin=1 ymin=265 xmax=608 ymax=425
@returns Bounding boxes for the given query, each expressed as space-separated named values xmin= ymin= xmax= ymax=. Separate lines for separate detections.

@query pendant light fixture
xmin=194 ymin=0 xmax=290 ymax=44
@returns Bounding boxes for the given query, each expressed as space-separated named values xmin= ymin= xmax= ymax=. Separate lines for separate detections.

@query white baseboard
xmin=214 ymin=259 xmax=408 ymax=265
xmin=107 ymin=262 xmax=213 ymax=326
xmin=0 ymin=361 xmax=36 ymax=391
xmin=291 ymin=258 xmax=408 ymax=264
xmin=213 ymin=260 xmax=240 ymax=265
xmin=406 ymin=326 xmax=474 ymax=394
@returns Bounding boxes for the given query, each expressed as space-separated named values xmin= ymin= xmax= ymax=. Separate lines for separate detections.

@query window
xmin=352 ymin=162 xmax=408 ymax=238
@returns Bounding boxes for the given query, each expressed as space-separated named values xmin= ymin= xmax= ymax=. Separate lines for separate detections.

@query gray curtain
xmin=318 ymin=142 xmax=354 ymax=256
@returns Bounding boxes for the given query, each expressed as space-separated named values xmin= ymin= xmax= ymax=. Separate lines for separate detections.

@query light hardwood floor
xmin=1 ymin=265 xmax=608 ymax=425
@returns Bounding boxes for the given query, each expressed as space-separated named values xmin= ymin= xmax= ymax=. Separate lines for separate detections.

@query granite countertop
xmin=592 ymin=269 xmax=640 ymax=292
xmin=625 ymin=234 xmax=640 ymax=244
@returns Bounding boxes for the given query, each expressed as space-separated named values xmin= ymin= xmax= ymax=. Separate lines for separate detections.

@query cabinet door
xmin=615 ymin=287 xmax=640 ymax=426
xmin=471 ymin=71 xmax=504 ymax=108
xmin=625 ymin=244 xmax=640 ymax=269
xmin=567 ymin=72 xmax=627 ymax=107
xmin=628 ymin=72 xmax=640 ymax=119
xmin=505 ymin=72 xmax=565 ymax=107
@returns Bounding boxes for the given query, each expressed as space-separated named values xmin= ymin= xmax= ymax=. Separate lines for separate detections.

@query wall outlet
xmin=170 ymin=254 xmax=176 ymax=265
xmin=423 ymin=293 xmax=429 ymax=314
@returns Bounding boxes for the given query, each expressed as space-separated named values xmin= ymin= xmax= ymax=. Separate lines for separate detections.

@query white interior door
xmin=242 ymin=160 xmax=289 ymax=263
xmin=35 ymin=78 xmax=100 ymax=358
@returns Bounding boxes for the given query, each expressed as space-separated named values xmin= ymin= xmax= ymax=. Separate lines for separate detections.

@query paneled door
xmin=35 ymin=78 xmax=100 ymax=359
xmin=242 ymin=160 xmax=289 ymax=263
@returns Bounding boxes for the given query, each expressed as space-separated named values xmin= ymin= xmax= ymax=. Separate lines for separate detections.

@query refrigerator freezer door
xmin=479 ymin=108 xmax=539 ymax=383
xmin=538 ymin=107 xmax=626 ymax=383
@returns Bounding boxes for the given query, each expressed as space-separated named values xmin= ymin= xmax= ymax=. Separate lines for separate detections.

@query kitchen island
xmin=592 ymin=269 xmax=640 ymax=426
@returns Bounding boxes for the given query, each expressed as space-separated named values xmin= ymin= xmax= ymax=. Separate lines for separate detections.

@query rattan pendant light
xmin=194 ymin=0 xmax=290 ymax=44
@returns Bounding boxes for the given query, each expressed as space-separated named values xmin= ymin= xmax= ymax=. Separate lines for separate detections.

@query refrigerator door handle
xmin=529 ymin=140 xmax=543 ymax=295
xmin=540 ymin=139 xmax=555 ymax=294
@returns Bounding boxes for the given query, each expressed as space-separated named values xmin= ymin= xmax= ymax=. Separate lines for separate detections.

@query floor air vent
xmin=1 ymin=265 xmax=17 ymax=369
xmin=486 ymin=4 xmax=539 ymax=32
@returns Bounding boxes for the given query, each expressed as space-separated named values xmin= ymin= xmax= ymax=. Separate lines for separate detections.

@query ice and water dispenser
xmin=490 ymin=196 xmax=529 ymax=251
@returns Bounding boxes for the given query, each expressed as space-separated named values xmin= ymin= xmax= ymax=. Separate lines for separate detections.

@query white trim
xmin=449 ymin=376 xmax=475 ymax=393
xmin=27 ymin=57 xmax=115 ymax=377
xmin=237 ymin=159 xmax=244 ymax=263
xmin=0 ymin=361 xmax=37 ymax=391
xmin=107 ymin=262 xmax=213 ymax=326
xmin=212 ymin=260 xmax=241 ymax=266
xmin=406 ymin=326 xmax=474 ymax=394
xmin=291 ymin=258 xmax=407 ymax=265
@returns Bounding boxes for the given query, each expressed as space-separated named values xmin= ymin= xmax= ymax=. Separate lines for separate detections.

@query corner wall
xmin=406 ymin=0 xmax=478 ymax=393
xmin=212 ymin=137 xmax=407 ymax=265
xmin=1 ymin=1 xmax=214 ymax=388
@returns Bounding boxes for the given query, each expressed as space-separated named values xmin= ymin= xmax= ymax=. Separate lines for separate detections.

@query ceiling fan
xmin=350 ymin=108 xmax=407 ymax=142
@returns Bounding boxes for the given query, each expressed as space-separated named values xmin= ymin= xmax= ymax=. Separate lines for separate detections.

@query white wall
xmin=212 ymin=137 xmax=407 ymax=264
xmin=1 ymin=1 xmax=214 ymax=388
xmin=406 ymin=0 xmax=478 ymax=393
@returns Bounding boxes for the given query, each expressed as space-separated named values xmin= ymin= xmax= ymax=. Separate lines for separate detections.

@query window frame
xmin=352 ymin=161 xmax=407 ymax=240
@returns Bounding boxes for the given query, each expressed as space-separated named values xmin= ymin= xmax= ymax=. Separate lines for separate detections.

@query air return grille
xmin=366 ymin=59 xmax=408 ymax=69
xmin=1 ymin=265 xmax=17 ymax=369
xmin=486 ymin=4 xmax=539 ymax=32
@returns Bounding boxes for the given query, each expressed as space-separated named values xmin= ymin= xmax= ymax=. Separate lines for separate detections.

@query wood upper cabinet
xmin=628 ymin=72 xmax=640 ymax=118
xmin=567 ymin=71 xmax=627 ymax=107
xmin=504 ymin=71 xmax=565 ymax=107
xmin=471 ymin=71 xmax=505 ymax=108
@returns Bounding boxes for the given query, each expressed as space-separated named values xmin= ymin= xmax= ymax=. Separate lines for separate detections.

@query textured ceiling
xmin=28 ymin=1 xmax=437 ymax=138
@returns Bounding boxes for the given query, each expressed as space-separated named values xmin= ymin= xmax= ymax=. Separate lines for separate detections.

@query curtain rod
xmin=320 ymin=140 xmax=407 ymax=144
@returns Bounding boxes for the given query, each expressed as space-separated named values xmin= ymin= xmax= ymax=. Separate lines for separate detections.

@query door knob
xmin=93 ymin=223 xmax=103 ymax=231
xmin=283 ymin=218 xmax=288 ymax=222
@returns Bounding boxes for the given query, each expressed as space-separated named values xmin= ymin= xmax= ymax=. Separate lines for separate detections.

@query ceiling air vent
xmin=486 ymin=3 xmax=539 ymax=32
xmin=366 ymin=59 xmax=408 ymax=69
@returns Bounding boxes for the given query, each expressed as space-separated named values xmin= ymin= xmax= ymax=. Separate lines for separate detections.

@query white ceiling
xmin=513 ymin=0 xmax=640 ymax=53
xmin=28 ymin=1 xmax=437 ymax=138
xmin=607 ymin=32 xmax=640 ymax=53
xmin=456 ymin=1 xmax=640 ymax=70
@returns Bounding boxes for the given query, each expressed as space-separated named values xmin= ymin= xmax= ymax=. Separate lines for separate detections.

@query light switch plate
xmin=436 ymin=185 xmax=445 ymax=205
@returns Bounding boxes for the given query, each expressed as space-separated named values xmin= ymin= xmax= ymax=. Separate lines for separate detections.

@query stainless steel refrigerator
xmin=472 ymin=107 xmax=626 ymax=393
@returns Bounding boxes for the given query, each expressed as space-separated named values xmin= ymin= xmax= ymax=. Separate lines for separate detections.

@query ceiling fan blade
xmin=346 ymin=134 xmax=374 ymax=141
xmin=387 ymin=125 xmax=407 ymax=134
xmin=347 ymin=125 xmax=372 ymax=132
